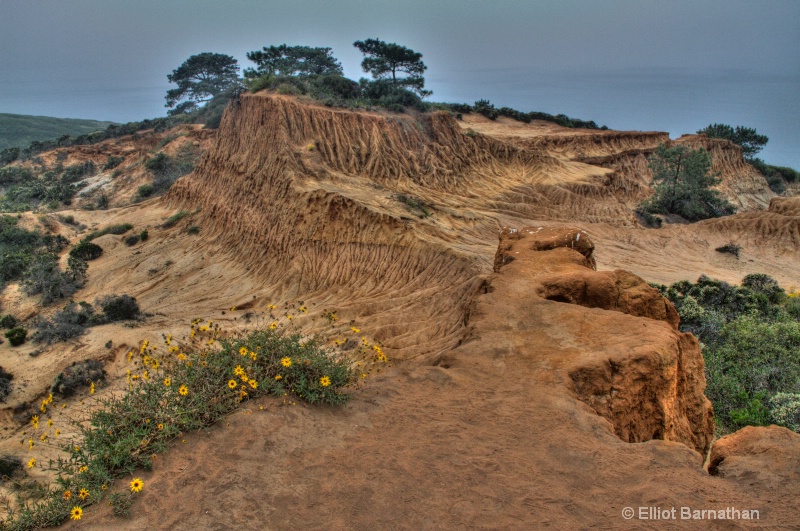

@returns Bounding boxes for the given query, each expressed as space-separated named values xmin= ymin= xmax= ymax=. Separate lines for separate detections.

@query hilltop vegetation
xmin=0 ymin=114 xmax=115 ymax=151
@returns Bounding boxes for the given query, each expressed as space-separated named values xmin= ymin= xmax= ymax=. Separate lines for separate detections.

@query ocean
xmin=434 ymin=66 xmax=800 ymax=169
xmin=2 ymin=66 xmax=798 ymax=169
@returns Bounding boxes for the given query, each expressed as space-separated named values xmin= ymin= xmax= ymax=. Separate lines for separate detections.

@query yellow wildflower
xmin=163 ymin=377 xmax=171 ymax=387
xmin=78 ymin=488 xmax=89 ymax=500
xmin=130 ymin=478 xmax=144 ymax=493
xmin=27 ymin=458 xmax=35 ymax=468
xmin=227 ymin=379 xmax=237 ymax=389
xmin=70 ymin=507 xmax=82 ymax=521
xmin=320 ymin=376 xmax=331 ymax=387
xmin=179 ymin=385 xmax=188 ymax=396
xmin=281 ymin=357 xmax=292 ymax=368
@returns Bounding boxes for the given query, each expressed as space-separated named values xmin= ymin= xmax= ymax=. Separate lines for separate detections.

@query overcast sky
xmin=2 ymin=0 xmax=798 ymax=165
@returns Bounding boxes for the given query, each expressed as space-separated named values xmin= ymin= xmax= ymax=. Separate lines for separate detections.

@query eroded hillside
xmin=2 ymin=94 xmax=799 ymax=528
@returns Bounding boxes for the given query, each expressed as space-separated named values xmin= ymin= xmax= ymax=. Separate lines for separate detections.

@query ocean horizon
xmin=2 ymin=66 xmax=797 ymax=169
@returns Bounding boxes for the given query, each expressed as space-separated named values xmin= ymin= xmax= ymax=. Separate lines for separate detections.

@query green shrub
xmin=50 ymin=359 xmax=105 ymax=397
xmin=0 ymin=314 xmax=18 ymax=329
xmin=0 ymin=454 xmax=21 ymax=476
xmin=83 ymin=223 xmax=133 ymax=242
xmin=143 ymin=145 xmax=199 ymax=193
xmin=715 ymin=242 xmax=741 ymax=258
xmin=124 ymin=234 xmax=140 ymax=246
xmin=97 ymin=294 xmax=140 ymax=322
xmin=5 ymin=327 xmax=27 ymax=346
xmin=186 ymin=225 xmax=200 ymax=235
xmin=21 ymin=254 xmax=78 ymax=305
xmin=61 ymin=161 xmax=95 ymax=184
xmin=0 ymin=366 xmax=13 ymax=402
xmin=770 ymin=393 xmax=800 ymax=432
xmin=742 ymin=273 xmax=785 ymax=303
xmin=69 ymin=240 xmax=103 ymax=261
xmin=137 ymin=184 xmax=154 ymax=198
xmin=0 ymin=147 xmax=20 ymax=166
xmin=95 ymin=193 xmax=109 ymax=210
xmin=144 ymin=152 xmax=169 ymax=172
xmin=660 ymin=274 xmax=800 ymax=434
xmin=396 ymin=194 xmax=430 ymax=218
xmin=161 ymin=210 xmax=190 ymax=228
xmin=33 ymin=302 xmax=95 ymax=344
xmin=139 ymin=229 xmax=149 ymax=242
xmin=103 ymin=156 xmax=125 ymax=171
xmin=473 ymin=99 xmax=499 ymax=120
xmin=0 ymin=166 xmax=34 ymax=186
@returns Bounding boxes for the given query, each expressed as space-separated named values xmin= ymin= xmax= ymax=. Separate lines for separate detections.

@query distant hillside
xmin=0 ymin=113 xmax=116 ymax=150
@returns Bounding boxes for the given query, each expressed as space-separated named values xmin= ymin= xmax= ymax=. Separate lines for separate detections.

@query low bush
xmin=50 ymin=359 xmax=105 ymax=397
xmin=5 ymin=328 xmax=27 ymax=347
xmin=396 ymin=194 xmax=430 ymax=218
xmin=97 ymin=294 xmax=140 ymax=322
xmin=0 ymin=315 xmax=18 ymax=329
xmin=103 ymin=156 xmax=125 ymax=171
xmin=635 ymin=207 xmax=662 ymax=228
xmin=83 ymin=223 xmax=133 ymax=242
xmin=143 ymin=145 xmax=199 ymax=195
xmin=136 ymin=184 xmax=154 ymax=199
xmin=123 ymin=235 xmax=140 ymax=246
xmin=749 ymin=158 xmax=799 ymax=194
xmin=161 ymin=210 xmax=190 ymax=228
xmin=0 ymin=454 xmax=21 ymax=478
xmin=0 ymin=366 xmax=13 ymax=402
xmin=715 ymin=242 xmax=741 ymax=258
xmin=33 ymin=302 xmax=96 ymax=344
xmin=21 ymin=254 xmax=78 ymax=305
xmin=770 ymin=393 xmax=800 ymax=432
xmin=69 ymin=241 xmax=102 ymax=261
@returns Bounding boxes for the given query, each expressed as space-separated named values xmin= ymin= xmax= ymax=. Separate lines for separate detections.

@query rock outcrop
xmin=709 ymin=425 xmax=800 ymax=487
xmin=487 ymin=226 xmax=714 ymax=454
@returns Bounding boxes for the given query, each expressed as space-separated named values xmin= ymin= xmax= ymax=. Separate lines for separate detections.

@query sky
xmin=1 ymin=0 xmax=799 ymax=166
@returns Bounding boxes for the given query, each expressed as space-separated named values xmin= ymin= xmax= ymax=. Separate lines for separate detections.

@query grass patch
xmin=396 ymin=193 xmax=430 ymax=218
xmin=160 ymin=210 xmax=191 ymax=228
xmin=82 ymin=224 xmax=134 ymax=242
